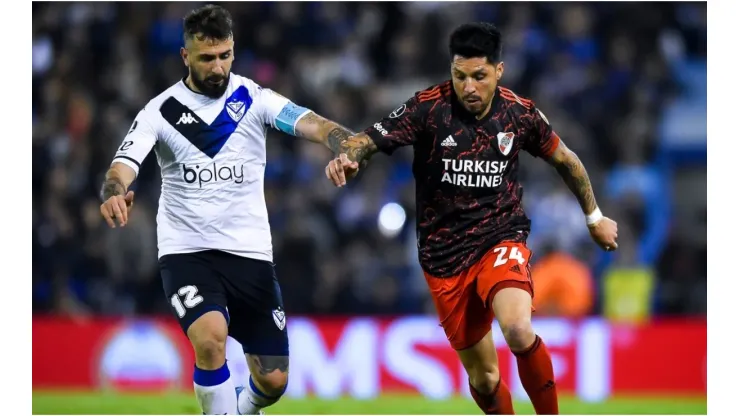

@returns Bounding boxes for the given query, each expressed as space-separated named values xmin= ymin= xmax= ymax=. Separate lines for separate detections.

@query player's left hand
xmin=325 ymin=153 xmax=359 ymax=187
xmin=588 ymin=216 xmax=618 ymax=251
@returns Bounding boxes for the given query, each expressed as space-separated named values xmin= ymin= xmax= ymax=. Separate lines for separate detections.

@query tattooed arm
xmin=336 ymin=133 xmax=379 ymax=164
xmin=99 ymin=163 xmax=137 ymax=228
xmin=324 ymin=133 xmax=381 ymax=186
xmin=292 ymin=112 xmax=356 ymax=155
xmin=100 ymin=107 xmax=157 ymax=228
xmin=101 ymin=163 xmax=135 ymax=200
xmin=322 ymin=92 xmax=427 ymax=186
xmin=258 ymin=88 xmax=363 ymax=158
xmin=295 ymin=113 xmax=379 ymax=181
xmin=545 ymin=140 xmax=597 ymax=215
xmin=545 ymin=140 xmax=619 ymax=250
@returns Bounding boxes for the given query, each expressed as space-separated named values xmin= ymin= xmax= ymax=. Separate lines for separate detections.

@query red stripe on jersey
xmin=542 ymin=132 xmax=561 ymax=159
xmin=499 ymin=88 xmax=533 ymax=110
xmin=418 ymin=88 xmax=442 ymax=102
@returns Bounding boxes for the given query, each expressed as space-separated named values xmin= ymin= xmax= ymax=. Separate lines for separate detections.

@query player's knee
xmin=253 ymin=371 xmax=289 ymax=398
xmin=188 ymin=313 xmax=229 ymax=367
xmin=500 ymin=319 xmax=535 ymax=351
xmin=194 ymin=337 xmax=226 ymax=366
xmin=469 ymin=365 xmax=501 ymax=394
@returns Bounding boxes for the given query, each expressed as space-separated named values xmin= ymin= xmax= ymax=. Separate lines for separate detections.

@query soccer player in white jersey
xmin=98 ymin=5 xmax=359 ymax=415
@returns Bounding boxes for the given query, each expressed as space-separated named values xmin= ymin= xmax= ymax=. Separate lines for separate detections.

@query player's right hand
xmin=100 ymin=191 xmax=135 ymax=228
xmin=325 ymin=153 xmax=359 ymax=187
xmin=588 ymin=216 xmax=618 ymax=251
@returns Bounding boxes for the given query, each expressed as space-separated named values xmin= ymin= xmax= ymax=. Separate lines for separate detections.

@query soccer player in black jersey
xmin=325 ymin=23 xmax=618 ymax=415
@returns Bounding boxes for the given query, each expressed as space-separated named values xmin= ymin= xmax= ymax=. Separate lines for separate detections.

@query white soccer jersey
xmin=111 ymin=74 xmax=311 ymax=261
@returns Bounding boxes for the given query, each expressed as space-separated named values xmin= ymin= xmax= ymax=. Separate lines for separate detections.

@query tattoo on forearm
xmin=327 ymin=127 xmax=354 ymax=154
xmin=294 ymin=111 xmax=378 ymax=166
xmin=555 ymin=152 xmax=597 ymax=214
xmin=296 ymin=112 xmax=356 ymax=154
xmin=249 ymin=355 xmax=289 ymax=375
xmin=296 ymin=112 xmax=322 ymax=139
xmin=296 ymin=113 xmax=354 ymax=154
xmin=100 ymin=177 xmax=125 ymax=201
xmin=339 ymin=134 xmax=378 ymax=163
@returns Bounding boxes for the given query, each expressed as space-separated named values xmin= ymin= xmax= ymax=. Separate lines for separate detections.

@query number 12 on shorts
xmin=493 ymin=246 xmax=526 ymax=267
xmin=170 ymin=285 xmax=204 ymax=318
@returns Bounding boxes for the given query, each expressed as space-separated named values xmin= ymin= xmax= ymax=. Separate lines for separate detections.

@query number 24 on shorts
xmin=492 ymin=246 xmax=526 ymax=267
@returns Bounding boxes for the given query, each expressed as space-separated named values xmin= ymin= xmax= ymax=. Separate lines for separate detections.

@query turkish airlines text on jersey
xmin=32 ymin=316 xmax=706 ymax=401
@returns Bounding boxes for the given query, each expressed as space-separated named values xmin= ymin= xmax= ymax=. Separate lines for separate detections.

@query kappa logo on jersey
xmin=226 ymin=99 xmax=247 ymax=123
xmin=272 ymin=307 xmax=286 ymax=331
xmin=441 ymin=135 xmax=457 ymax=147
xmin=497 ymin=132 xmax=515 ymax=156
xmin=389 ymin=104 xmax=406 ymax=119
xmin=177 ymin=113 xmax=199 ymax=125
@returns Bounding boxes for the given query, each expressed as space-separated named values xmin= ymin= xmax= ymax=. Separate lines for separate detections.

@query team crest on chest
xmin=226 ymin=99 xmax=246 ymax=122
xmin=496 ymin=132 xmax=515 ymax=156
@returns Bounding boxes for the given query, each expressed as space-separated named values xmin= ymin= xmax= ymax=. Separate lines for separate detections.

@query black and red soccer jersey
xmin=364 ymin=81 xmax=560 ymax=277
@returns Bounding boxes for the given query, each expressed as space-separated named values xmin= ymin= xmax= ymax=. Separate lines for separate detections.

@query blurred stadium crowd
xmin=32 ymin=2 xmax=706 ymax=320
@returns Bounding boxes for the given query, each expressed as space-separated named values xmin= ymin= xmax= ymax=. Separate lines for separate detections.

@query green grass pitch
xmin=32 ymin=391 xmax=707 ymax=415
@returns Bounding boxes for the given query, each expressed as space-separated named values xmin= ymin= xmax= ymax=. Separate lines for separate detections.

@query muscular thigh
xmin=424 ymin=270 xmax=494 ymax=351
xmin=424 ymin=241 xmax=536 ymax=352
xmin=213 ymin=251 xmax=290 ymax=357
xmin=159 ymin=251 xmax=229 ymax=333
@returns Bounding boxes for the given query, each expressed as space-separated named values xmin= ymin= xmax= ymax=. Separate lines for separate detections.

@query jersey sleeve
xmin=363 ymin=95 xmax=426 ymax=155
xmin=523 ymin=105 xmax=561 ymax=159
xmin=258 ymin=87 xmax=312 ymax=136
xmin=111 ymin=108 xmax=159 ymax=176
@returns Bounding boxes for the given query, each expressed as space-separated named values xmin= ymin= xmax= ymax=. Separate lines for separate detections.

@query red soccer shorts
xmin=424 ymin=241 xmax=535 ymax=350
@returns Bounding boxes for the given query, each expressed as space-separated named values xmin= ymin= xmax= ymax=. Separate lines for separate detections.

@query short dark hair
xmin=183 ymin=4 xmax=233 ymax=43
xmin=449 ymin=22 xmax=503 ymax=64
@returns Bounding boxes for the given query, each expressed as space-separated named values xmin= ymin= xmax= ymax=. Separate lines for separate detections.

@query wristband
xmin=586 ymin=208 xmax=603 ymax=226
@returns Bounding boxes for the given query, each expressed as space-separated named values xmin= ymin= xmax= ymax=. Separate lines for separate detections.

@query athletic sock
xmin=237 ymin=375 xmax=285 ymax=415
xmin=193 ymin=361 xmax=237 ymax=415
xmin=513 ymin=335 xmax=559 ymax=415
xmin=469 ymin=379 xmax=516 ymax=414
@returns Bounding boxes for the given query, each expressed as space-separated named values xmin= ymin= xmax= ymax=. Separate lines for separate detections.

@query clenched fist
xmin=588 ymin=216 xmax=618 ymax=251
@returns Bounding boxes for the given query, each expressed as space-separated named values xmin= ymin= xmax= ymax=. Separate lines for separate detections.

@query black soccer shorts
xmin=159 ymin=249 xmax=289 ymax=356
